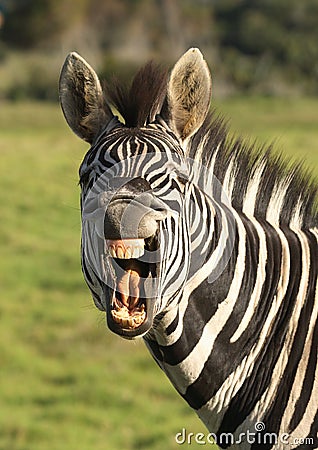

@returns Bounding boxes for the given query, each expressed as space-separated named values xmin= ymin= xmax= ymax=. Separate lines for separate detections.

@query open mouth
xmin=104 ymin=236 xmax=159 ymax=338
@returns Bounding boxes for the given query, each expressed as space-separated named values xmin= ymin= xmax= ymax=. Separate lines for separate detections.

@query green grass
xmin=0 ymin=98 xmax=317 ymax=450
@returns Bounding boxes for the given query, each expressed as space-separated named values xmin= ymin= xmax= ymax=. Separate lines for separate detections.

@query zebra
xmin=59 ymin=48 xmax=318 ymax=449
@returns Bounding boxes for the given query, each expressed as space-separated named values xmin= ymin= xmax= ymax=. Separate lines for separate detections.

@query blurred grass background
xmin=0 ymin=98 xmax=317 ymax=450
xmin=0 ymin=1 xmax=318 ymax=449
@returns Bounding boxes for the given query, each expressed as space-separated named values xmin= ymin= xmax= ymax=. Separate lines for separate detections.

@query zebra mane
xmin=188 ymin=112 xmax=318 ymax=229
xmin=104 ymin=62 xmax=317 ymax=229
xmin=104 ymin=62 xmax=169 ymax=128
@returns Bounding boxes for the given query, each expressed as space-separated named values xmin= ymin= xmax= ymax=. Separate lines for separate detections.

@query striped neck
xmin=146 ymin=199 xmax=317 ymax=439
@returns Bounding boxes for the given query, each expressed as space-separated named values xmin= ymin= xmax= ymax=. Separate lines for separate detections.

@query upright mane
xmin=104 ymin=62 xmax=168 ymax=128
xmin=105 ymin=61 xmax=318 ymax=229
xmin=188 ymin=113 xmax=318 ymax=229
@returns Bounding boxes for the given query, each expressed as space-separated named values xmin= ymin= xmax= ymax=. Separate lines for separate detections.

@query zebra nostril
xmin=99 ymin=189 xmax=169 ymax=241
xmin=102 ymin=197 xmax=166 ymax=240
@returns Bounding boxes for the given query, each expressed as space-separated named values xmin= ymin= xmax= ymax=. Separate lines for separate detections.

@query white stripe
xmin=266 ymin=177 xmax=291 ymax=225
xmin=242 ymin=160 xmax=266 ymax=217
xmin=281 ymin=227 xmax=318 ymax=447
xmin=198 ymin=224 xmax=290 ymax=430
xmin=230 ymin=218 xmax=267 ymax=343
xmin=289 ymin=196 xmax=303 ymax=229
xmin=202 ymin=143 xmax=221 ymax=190
xmin=161 ymin=208 xmax=246 ymax=392
xmin=189 ymin=190 xmax=201 ymax=235
xmin=222 ymin=158 xmax=236 ymax=200
xmin=190 ymin=190 xmax=211 ymax=251
xmin=247 ymin=228 xmax=311 ymax=435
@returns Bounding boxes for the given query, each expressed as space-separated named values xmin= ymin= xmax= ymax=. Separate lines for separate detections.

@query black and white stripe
xmin=143 ymin=119 xmax=318 ymax=448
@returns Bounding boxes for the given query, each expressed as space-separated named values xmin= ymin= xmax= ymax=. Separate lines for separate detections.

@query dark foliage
xmin=104 ymin=62 xmax=168 ymax=127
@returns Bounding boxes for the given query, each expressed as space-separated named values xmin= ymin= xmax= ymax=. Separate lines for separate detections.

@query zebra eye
xmin=177 ymin=175 xmax=188 ymax=185
xmin=169 ymin=170 xmax=188 ymax=186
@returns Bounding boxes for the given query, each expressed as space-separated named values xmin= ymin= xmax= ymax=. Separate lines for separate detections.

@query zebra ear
xmin=166 ymin=48 xmax=212 ymax=140
xmin=59 ymin=52 xmax=113 ymax=143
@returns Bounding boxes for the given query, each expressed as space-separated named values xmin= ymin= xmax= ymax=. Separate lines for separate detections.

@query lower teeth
xmin=111 ymin=308 xmax=146 ymax=328
xmin=111 ymin=300 xmax=146 ymax=329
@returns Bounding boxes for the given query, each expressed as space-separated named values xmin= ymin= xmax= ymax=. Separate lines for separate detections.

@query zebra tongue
xmin=117 ymin=269 xmax=140 ymax=310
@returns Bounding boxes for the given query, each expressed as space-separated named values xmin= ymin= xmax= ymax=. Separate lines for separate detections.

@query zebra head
xmin=59 ymin=48 xmax=212 ymax=339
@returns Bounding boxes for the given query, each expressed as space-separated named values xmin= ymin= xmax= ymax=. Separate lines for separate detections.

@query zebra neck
xmin=146 ymin=206 xmax=317 ymax=435
xmin=187 ymin=186 xmax=235 ymax=287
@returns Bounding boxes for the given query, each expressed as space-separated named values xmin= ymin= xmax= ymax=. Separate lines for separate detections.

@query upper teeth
xmin=106 ymin=239 xmax=145 ymax=259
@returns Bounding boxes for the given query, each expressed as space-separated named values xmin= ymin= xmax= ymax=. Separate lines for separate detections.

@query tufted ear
xmin=166 ymin=48 xmax=212 ymax=141
xmin=59 ymin=52 xmax=113 ymax=143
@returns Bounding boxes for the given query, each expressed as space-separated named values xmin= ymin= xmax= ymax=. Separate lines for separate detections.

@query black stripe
xmin=181 ymin=215 xmax=266 ymax=409
xmin=160 ymin=214 xmax=239 ymax=363
xmin=288 ymin=230 xmax=318 ymax=432
xmin=218 ymin=226 xmax=301 ymax=445
xmin=188 ymin=190 xmax=206 ymax=243
xmin=165 ymin=308 xmax=179 ymax=335
xmin=162 ymin=219 xmax=187 ymax=288
xmin=145 ymin=338 xmax=164 ymax=365
xmin=289 ymin=316 xmax=318 ymax=432
xmin=188 ymin=197 xmax=220 ymax=280
xmin=255 ymin=229 xmax=317 ymax=448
